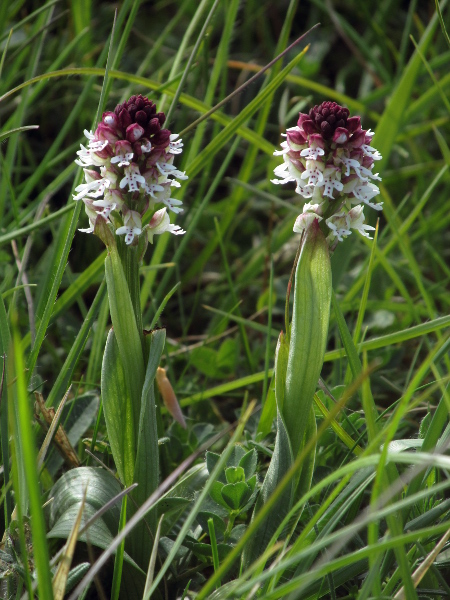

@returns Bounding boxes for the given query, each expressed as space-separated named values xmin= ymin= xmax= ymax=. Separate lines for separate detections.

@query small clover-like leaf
xmin=196 ymin=511 xmax=226 ymax=538
xmin=229 ymin=524 xmax=247 ymax=544
xmin=192 ymin=543 xmax=232 ymax=561
xmin=209 ymin=481 xmax=230 ymax=510
xmin=246 ymin=474 xmax=257 ymax=493
xmin=225 ymin=466 xmax=245 ymax=484
xmin=206 ymin=451 xmax=226 ymax=482
xmin=192 ymin=543 xmax=214 ymax=557
xmin=227 ymin=445 xmax=247 ymax=468
xmin=238 ymin=449 xmax=258 ymax=479
xmin=221 ymin=482 xmax=252 ymax=511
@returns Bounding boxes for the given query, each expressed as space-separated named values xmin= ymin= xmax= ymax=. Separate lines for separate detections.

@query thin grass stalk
xmin=10 ymin=314 xmax=54 ymax=598
xmin=110 ymin=496 xmax=127 ymax=600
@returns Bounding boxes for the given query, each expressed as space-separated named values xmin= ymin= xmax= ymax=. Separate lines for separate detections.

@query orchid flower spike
xmin=74 ymin=95 xmax=187 ymax=246
xmin=272 ymin=101 xmax=382 ymax=244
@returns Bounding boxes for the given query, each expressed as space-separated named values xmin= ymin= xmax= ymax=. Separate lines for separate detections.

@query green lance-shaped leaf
xmin=274 ymin=331 xmax=290 ymax=413
xmin=257 ymin=330 xmax=289 ymax=436
xmin=129 ymin=328 xmax=166 ymax=567
xmin=294 ymin=404 xmax=317 ymax=502
xmin=243 ymin=332 xmax=294 ymax=568
xmin=284 ymin=221 xmax=332 ymax=460
xmin=97 ymin=217 xmax=145 ymax=485
xmin=102 ymin=330 xmax=135 ymax=486
xmin=243 ymin=224 xmax=331 ymax=569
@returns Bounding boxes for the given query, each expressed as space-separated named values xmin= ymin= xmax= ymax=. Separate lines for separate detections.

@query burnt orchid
xmin=74 ymin=94 xmax=187 ymax=246
xmin=272 ymin=101 xmax=382 ymax=245
xmin=248 ymin=103 xmax=384 ymax=566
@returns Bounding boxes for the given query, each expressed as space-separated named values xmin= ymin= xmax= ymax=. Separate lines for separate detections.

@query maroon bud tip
xmin=118 ymin=108 xmax=132 ymax=131
xmin=302 ymin=120 xmax=317 ymax=135
xmin=147 ymin=117 xmax=161 ymax=135
xmin=126 ymin=123 xmax=145 ymax=142
xmin=346 ymin=116 xmax=361 ymax=134
xmin=349 ymin=130 xmax=365 ymax=148
xmin=287 ymin=129 xmax=307 ymax=146
xmin=152 ymin=129 xmax=171 ymax=147
xmin=135 ymin=110 xmax=148 ymax=126
xmin=113 ymin=95 xmax=166 ymax=139
xmin=297 ymin=113 xmax=310 ymax=127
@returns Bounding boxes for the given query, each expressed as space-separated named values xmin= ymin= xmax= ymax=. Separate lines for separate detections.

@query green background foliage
xmin=0 ymin=0 xmax=450 ymax=598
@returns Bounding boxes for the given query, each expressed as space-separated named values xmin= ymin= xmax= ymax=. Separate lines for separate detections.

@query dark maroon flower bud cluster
xmin=113 ymin=95 xmax=169 ymax=147
xmin=308 ymin=102 xmax=349 ymax=139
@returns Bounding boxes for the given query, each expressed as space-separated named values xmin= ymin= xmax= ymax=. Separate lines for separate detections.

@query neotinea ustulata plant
xmin=54 ymin=98 xmax=383 ymax=596
xmin=73 ymin=95 xmax=188 ymax=569
xmin=244 ymin=101 xmax=383 ymax=566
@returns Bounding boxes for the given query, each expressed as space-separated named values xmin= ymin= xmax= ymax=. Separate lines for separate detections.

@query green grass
xmin=1 ymin=0 xmax=450 ymax=598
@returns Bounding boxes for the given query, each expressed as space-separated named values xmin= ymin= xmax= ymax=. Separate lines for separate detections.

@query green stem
xmin=223 ymin=512 xmax=237 ymax=543
xmin=208 ymin=518 xmax=221 ymax=587
xmin=285 ymin=233 xmax=304 ymax=343
xmin=118 ymin=239 xmax=145 ymax=354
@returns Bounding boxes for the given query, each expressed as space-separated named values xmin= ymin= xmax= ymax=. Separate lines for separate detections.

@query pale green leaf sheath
xmin=284 ymin=221 xmax=331 ymax=463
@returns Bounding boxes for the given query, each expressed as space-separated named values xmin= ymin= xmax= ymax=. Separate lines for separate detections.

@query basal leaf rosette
xmin=73 ymin=94 xmax=187 ymax=246
xmin=272 ymin=101 xmax=383 ymax=245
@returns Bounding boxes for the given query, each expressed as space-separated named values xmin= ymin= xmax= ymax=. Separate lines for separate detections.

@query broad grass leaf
xmin=48 ymin=467 xmax=143 ymax=573
xmin=48 ymin=467 xmax=121 ymax=533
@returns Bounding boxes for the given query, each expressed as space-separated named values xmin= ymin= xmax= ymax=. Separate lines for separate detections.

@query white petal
xmin=119 ymin=165 xmax=146 ymax=192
